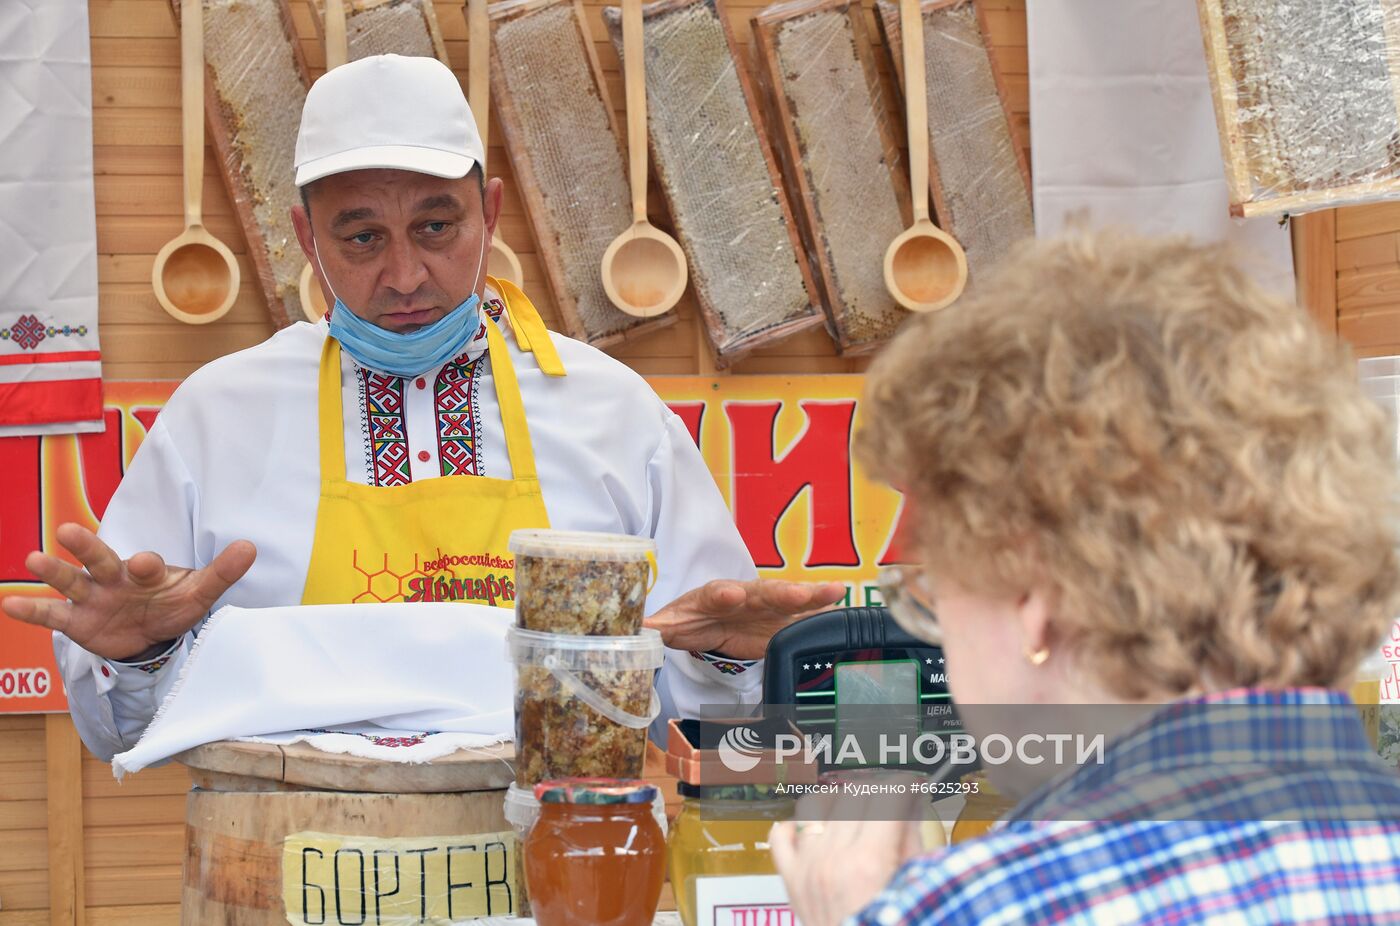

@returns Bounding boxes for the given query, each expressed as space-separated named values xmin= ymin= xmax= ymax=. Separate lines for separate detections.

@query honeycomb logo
xmin=350 ymin=552 xmax=427 ymax=603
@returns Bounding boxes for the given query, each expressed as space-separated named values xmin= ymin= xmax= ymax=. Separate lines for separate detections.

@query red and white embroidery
xmin=436 ymin=354 xmax=481 ymax=477
xmin=362 ymin=369 xmax=410 ymax=487
xmin=352 ymin=297 xmax=509 ymax=484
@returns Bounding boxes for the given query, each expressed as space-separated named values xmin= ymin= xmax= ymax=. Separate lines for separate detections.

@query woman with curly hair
xmin=771 ymin=231 xmax=1400 ymax=924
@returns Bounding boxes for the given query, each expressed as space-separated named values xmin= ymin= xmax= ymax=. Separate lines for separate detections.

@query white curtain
xmin=1027 ymin=0 xmax=1295 ymax=294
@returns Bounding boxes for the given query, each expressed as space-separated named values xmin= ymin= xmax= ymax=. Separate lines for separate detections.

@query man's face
xmin=291 ymin=168 xmax=503 ymax=333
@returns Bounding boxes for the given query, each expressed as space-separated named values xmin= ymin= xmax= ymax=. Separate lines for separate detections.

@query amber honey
xmin=950 ymin=773 xmax=1017 ymax=844
xmin=1352 ymin=678 xmax=1382 ymax=752
xmin=524 ymin=794 xmax=665 ymax=926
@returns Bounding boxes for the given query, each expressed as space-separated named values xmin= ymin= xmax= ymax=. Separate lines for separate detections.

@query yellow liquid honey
xmin=667 ymin=798 xmax=793 ymax=926
xmin=950 ymin=774 xmax=1017 ymax=845
xmin=1352 ymin=678 xmax=1382 ymax=752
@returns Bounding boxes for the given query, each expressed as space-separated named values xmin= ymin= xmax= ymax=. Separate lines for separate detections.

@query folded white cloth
xmin=112 ymin=602 xmax=514 ymax=778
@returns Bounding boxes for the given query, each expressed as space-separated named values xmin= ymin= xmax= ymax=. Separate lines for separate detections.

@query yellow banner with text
xmin=0 ymin=376 xmax=909 ymax=712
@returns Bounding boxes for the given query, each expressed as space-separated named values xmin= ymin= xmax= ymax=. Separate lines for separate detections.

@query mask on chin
xmin=313 ymin=231 xmax=488 ymax=378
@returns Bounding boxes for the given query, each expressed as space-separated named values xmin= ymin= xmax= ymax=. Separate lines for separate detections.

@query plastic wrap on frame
xmin=752 ymin=0 xmax=910 ymax=353
xmin=1199 ymin=0 xmax=1400 ymax=216
xmin=198 ymin=0 xmax=309 ymax=329
xmin=602 ymin=0 xmax=821 ymax=360
xmin=877 ymin=0 xmax=1031 ymax=281
xmin=489 ymin=0 xmax=658 ymax=347
xmin=310 ymin=0 xmax=448 ymax=63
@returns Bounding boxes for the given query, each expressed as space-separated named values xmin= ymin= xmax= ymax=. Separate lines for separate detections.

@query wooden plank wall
xmin=15 ymin=0 xmax=1400 ymax=923
xmin=88 ymin=0 xmax=1028 ymax=380
xmin=1338 ymin=202 xmax=1400 ymax=356
xmin=1 ymin=713 xmax=191 ymax=926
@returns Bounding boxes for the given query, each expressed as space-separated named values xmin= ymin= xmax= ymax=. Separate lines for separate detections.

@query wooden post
xmin=1292 ymin=209 xmax=1338 ymax=336
xmin=45 ymin=714 xmax=86 ymax=926
xmin=695 ymin=313 xmax=717 ymax=375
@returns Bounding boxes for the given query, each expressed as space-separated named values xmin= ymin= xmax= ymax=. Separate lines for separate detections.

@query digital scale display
xmin=793 ymin=648 xmax=951 ymax=707
xmin=762 ymin=608 xmax=968 ymax=774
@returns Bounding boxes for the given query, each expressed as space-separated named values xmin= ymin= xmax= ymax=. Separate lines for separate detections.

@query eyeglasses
xmin=877 ymin=565 xmax=941 ymax=645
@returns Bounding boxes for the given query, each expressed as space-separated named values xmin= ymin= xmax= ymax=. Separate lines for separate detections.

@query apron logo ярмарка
xmin=403 ymin=571 xmax=515 ymax=606
xmin=344 ymin=550 xmax=517 ymax=605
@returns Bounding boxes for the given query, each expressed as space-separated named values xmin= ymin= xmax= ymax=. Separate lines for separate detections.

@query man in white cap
xmin=3 ymin=55 xmax=842 ymax=759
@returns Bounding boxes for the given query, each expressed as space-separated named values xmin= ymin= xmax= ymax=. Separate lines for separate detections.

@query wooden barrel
xmin=176 ymin=739 xmax=517 ymax=925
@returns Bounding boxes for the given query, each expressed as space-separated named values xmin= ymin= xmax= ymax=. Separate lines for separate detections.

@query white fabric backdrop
xmin=1027 ymin=0 xmax=1296 ymax=294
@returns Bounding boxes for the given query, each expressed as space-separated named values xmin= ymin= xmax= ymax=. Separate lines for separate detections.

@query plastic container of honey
xmin=507 ymin=625 xmax=663 ymax=786
xmin=668 ymin=783 xmax=795 ymax=926
xmin=509 ymin=529 xmax=656 ymax=635
xmin=523 ymin=778 xmax=666 ymax=926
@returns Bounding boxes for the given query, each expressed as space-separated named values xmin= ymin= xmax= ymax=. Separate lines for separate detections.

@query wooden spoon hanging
xmin=152 ymin=0 xmax=241 ymax=325
xmin=599 ymin=0 xmax=687 ymax=317
xmin=882 ymin=0 xmax=967 ymax=312
xmin=469 ymin=0 xmax=524 ymax=287
xmin=297 ymin=0 xmax=348 ymax=322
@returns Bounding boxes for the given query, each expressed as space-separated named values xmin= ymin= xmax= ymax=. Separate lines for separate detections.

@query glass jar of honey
xmin=668 ymin=784 xmax=796 ymax=926
xmin=524 ymin=778 xmax=665 ymax=926
xmin=950 ymin=772 xmax=1017 ymax=843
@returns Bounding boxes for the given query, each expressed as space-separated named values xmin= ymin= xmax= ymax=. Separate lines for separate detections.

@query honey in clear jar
xmin=950 ymin=772 xmax=1016 ymax=843
xmin=668 ymin=784 xmax=795 ymax=926
xmin=524 ymin=778 xmax=665 ymax=926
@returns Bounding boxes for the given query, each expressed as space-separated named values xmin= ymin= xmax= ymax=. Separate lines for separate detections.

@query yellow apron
xmin=301 ymin=278 xmax=564 ymax=607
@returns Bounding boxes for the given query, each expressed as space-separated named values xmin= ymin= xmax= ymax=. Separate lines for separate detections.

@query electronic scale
xmin=761 ymin=606 xmax=969 ymax=776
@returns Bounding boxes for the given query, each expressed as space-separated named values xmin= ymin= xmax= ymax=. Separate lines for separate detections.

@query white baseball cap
xmin=294 ymin=54 xmax=484 ymax=187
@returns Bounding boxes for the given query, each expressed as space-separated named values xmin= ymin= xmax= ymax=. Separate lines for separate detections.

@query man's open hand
xmin=0 ymin=523 xmax=256 ymax=661
xmin=643 ymin=579 xmax=846 ymax=659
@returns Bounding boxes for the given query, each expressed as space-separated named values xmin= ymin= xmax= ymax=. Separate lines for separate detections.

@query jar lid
xmin=534 ymin=778 xmax=658 ymax=805
xmin=677 ymin=782 xmax=793 ymax=802
xmin=508 ymin=529 xmax=656 ymax=562
xmin=503 ymin=784 xmax=540 ymax=830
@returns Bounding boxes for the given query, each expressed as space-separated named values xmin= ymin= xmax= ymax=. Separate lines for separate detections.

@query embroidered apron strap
xmin=488 ymin=276 xmax=566 ymax=377
xmin=317 ymin=336 xmax=348 ymax=483
xmin=484 ymin=316 xmax=540 ymax=482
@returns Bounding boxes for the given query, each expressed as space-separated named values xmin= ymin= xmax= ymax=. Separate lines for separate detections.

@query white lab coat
xmin=55 ymin=291 xmax=761 ymax=761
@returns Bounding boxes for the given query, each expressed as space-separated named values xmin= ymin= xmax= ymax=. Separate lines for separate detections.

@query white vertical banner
xmin=0 ymin=0 xmax=104 ymax=436
xmin=1027 ymin=0 xmax=1295 ymax=294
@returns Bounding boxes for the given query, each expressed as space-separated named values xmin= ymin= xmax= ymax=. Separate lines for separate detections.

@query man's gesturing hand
xmin=643 ymin=579 xmax=846 ymax=660
xmin=0 ymin=523 xmax=256 ymax=662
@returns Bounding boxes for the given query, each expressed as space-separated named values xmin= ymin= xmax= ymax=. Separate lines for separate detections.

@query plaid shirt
xmin=855 ymin=689 xmax=1400 ymax=925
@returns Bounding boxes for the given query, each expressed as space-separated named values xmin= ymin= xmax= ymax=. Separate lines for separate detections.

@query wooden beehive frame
xmin=601 ymin=0 xmax=825 ymax=362
xmin=876 ymin=0 xmax=1032 ymax=276
xmin=309 ymin=0 xmax=452 ymax=65
xmin=751 ymin=0 xmax=913 ymax=354
xmin=171 ymin=0 xmax=312 ymax=330
xmin=487 ymin=0 xmax=675 ymax=350
xmin=1197 ymin=0 xmax=1400 ymax=217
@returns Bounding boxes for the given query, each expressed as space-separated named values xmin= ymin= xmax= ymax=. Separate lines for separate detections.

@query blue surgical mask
xmin=314 ymin=232 xmax=487 ymax=378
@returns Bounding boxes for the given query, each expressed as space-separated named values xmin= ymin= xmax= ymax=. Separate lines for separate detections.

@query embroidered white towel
xmin=0 ymin=0 xmax=104 ymax=435
xmin=112 ymin=602 xmax=515 ymax=778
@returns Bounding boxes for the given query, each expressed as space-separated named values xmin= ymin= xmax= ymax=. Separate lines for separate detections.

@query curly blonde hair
xmin=858 ymin=231 xmax=1400 ymax=698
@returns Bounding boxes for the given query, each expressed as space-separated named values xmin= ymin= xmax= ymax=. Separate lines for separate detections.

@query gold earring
xmin=1024 ymin=645 xmax=1049 ymax=666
